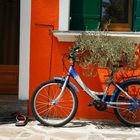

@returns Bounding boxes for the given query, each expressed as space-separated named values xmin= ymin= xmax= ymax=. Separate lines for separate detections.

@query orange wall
xmin=29 ymin=0 xmax=140 ymax=121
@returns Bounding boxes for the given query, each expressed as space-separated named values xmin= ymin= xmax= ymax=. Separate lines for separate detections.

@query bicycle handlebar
xmin=69 ymin=46 xmax=80 ymax=59
xmin=73 ymin=46 xmax=80 ymax=51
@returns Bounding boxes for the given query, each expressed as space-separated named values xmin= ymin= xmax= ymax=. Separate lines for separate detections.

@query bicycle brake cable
xmin=62 ymin=53 xmax=69 ymax=75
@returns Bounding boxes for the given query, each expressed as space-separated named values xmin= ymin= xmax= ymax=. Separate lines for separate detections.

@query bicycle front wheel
xmin=31 ymin=80 xmax=78 ymax=127
xmin=114 ymin=80 xmax=140 ymax=126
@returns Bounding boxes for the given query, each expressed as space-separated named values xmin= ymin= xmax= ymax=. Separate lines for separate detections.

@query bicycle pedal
xmin=88 ymin=102 xmax=94 ymax=106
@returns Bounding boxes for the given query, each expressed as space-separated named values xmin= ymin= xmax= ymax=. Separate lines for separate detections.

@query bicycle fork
xmin=51 ymin=75 xmax=70 ymax=105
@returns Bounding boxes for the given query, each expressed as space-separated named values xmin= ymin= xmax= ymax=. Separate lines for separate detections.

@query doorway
xmin=0 ymin=0 xmax=20 ymax=94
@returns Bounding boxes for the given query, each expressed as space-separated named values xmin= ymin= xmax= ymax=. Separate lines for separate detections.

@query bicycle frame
xmin=54 ymin=64 xmax=135 ymax=107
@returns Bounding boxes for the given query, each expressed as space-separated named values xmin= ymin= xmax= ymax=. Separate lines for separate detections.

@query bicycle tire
xmin=31 ymin=79 xmax=78 ymax=127
xmin=114 ymin=79 xmax=140 ymax=126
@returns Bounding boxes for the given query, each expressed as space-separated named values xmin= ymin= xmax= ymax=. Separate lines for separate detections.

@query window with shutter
xmin=132 ymin=0 xmax=140 ymax=31
xmin=69 ymin=0 xmax=139 ymax=32
xmin=70 ymin=0 xmax=102 ymax=30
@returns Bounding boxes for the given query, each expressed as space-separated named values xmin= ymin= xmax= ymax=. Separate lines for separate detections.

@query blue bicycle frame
xmin=54 ymin=64 xmax=135 ymax=107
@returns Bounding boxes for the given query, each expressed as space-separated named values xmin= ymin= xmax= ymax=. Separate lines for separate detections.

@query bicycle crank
xmin=88 ymin=100 xmax=107 ymax=111
xmin=94 ymin=100 xmax=108 ymax=111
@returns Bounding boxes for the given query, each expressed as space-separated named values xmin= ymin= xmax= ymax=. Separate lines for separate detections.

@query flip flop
xmin=15 ymin=113 xmax=28 ymax=126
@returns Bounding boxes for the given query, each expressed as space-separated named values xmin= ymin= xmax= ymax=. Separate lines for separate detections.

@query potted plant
xmin=75 ymin=32 xmax=137 ymax=77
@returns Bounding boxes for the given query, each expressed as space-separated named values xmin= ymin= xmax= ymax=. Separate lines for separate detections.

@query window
xmin=101 ymin=0 xmax=131 ymax=31
xmin=69 ymin=0 xmax=140 ymax=31
xmin=55 ymin=0 xmax=140 ymax=42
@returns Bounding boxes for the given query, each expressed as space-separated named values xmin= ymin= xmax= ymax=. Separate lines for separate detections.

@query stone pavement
xmin=0 ymin=120 xmax=140 ymax=140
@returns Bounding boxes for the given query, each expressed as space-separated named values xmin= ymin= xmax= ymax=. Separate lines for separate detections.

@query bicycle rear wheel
xmin=114 ymin=80 xmax=140 ymax=126
xmin=31 ymin=80 xmax=78 ymax=127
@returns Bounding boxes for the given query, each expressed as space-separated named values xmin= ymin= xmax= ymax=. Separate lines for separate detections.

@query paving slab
xmin=0 ymin=120 xmax=140 ymax=140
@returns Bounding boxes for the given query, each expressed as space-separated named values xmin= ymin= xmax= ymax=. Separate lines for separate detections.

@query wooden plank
xmin=0 ymin=65 xmax=19 ymax=94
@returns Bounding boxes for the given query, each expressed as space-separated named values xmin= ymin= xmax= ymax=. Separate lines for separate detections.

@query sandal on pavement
xmin=15 ymin=113 xmax=28 ymax=126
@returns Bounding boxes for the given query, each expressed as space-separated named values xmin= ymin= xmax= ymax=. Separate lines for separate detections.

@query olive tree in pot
xmin=74 ymin=32 xmax=137 ymax=78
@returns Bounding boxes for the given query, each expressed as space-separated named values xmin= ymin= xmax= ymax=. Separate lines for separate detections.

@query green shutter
xmin=70 ymin=0 xmax=101 ymax=31
xmin=132 ymin=0 xmax=140 ymax=31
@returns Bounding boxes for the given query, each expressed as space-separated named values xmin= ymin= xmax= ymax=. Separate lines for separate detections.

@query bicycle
xmin=31 ymin=46 xmax=140 ymax=127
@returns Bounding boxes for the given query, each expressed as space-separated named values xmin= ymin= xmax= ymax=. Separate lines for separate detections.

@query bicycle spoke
xmin=32 ymin=80 xmax=77 ymax=126
xmin=114 ymin=82 xmax=140 ymax=126
xmin=36 ymin=101 xmax=50 ymax=106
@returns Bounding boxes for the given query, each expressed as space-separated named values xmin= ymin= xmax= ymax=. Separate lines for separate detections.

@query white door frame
xmin=18 ymin=0 xmax=31 ymax=100
xmin=59 ymin=0 xmax=71 ymax=31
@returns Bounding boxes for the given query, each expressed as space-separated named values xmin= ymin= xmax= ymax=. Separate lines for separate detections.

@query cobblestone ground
xmin=0 ymin=120 xmax=140 ymax=140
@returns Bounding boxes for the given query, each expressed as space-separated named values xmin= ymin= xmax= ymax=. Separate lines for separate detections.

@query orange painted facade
xmin=29 ymin=0 xmax=140 ymax=120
